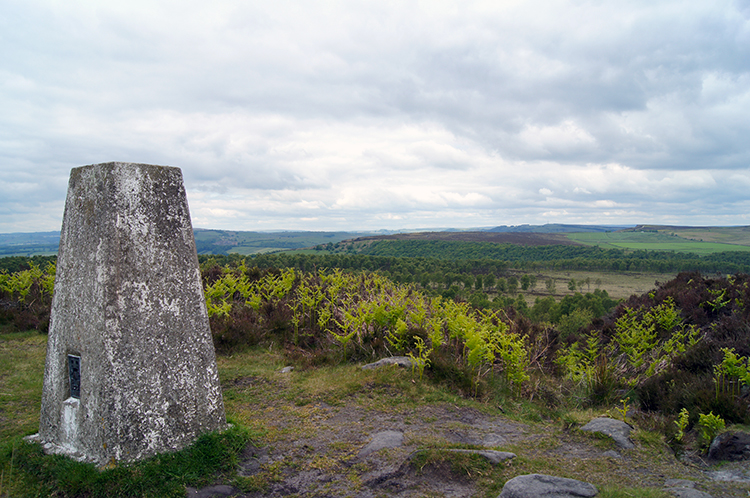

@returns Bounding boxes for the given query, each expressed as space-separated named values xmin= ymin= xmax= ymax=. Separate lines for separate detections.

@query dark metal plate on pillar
xmin=68 ymin=355 xmax=81 ymax=399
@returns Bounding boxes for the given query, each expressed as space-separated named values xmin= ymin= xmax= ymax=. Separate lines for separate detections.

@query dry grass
xmin=509 ymin=269 xmax=676 ymax=304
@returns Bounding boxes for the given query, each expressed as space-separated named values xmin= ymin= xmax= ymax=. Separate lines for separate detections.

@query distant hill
xmin=192 ymin=229 xmax=379 ymax=255
xmin=345 ymin=231 xmax=579 ymax=246
xmin=0 ymin=232 xmax=60 ymax=257
xmin=0 ymin=229 xmax=383 ymax=256
xmin=0 ymin=227 xmax=588 ymax=257
xmin=4 ymin=224 xmax=749 ymax=257
xmin=487 ymin=223 xmax=633 ymax=233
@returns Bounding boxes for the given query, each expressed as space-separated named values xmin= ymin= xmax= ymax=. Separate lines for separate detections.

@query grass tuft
xmin=3 ymin=424 xmax=253 ymax=498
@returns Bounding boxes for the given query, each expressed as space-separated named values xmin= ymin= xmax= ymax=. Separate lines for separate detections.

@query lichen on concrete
xmin=36 ymin=162 xmax=227 ymax=465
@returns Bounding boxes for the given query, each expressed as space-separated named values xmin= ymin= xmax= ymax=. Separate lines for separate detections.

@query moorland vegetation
xmin=2 ymin=251 xmax=748 ymax=435
xmin=1 ymin=241 xmax=749 ymax=496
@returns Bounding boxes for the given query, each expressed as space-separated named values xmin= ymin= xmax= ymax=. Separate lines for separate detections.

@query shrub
xmin=697 ymin=411 xmax=725 ymax=449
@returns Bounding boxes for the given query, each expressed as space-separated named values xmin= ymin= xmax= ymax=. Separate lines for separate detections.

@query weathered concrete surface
xmin=38 ymin=162 xmax=226 ymax=465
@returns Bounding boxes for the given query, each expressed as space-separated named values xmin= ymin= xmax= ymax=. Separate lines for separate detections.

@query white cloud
xmin=518 ymin=120 xmax=597 ymax=157
xmin=1 ymin=0 xmax=749 ymax=231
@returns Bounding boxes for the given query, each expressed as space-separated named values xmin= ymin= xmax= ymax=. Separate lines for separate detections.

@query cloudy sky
xmin=2 ymin=0 xmax=749 ymax=232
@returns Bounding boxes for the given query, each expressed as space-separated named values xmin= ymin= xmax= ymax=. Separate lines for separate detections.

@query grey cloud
xmin=2 ymin=0 xmax=749 ymax=231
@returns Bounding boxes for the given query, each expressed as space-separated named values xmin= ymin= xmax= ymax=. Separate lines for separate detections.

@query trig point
xmin=36 ymin=162 xmax=226 ymax=465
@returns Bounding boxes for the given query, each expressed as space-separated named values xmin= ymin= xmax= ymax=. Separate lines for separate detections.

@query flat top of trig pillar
xmin=73 ymin=162 xmax=181 ymax=172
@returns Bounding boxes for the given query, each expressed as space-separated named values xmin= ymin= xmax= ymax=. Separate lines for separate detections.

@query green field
xmin=567 ymin=230 xmax=750 ymax=255
xmin=645 ymin=225 xmax=750 ymax=245
xmin=227 ymin=246 xmax=285 ymax=255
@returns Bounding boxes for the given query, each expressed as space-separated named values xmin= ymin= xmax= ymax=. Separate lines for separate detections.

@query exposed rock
xmin=602 ymin=450 xmax=621 ymax=459
xmin=663 ymin=477 xmax=713 ymax=498
xmin=482 ymin=433 xmax=508 ymax=447
xmin=358 ymin=430 xmax=404 ymax=457
xmin=445 ymin=449 xmax=516 ymax=464
xmin=197 ymin=395 xmax=746 ymax=497
xmin=580 ymin=417 xmax=634 ymax=449
xmin=707 ymin=466 xmax=750 ymax=484
xmin=361 ymin=356 xmax=413 ymax=370
xmin=363 ymin=463 xmax=407 ymax=488
xmin=708 ymin=431 xmax=750 ymax=461
xmin=498 ymin=473 xmax=598 ymax=497
xmin=279 ymin=366 xmax=294 ymax=373
xmin=663 ymin=488 xmax=713 ymax=498
xmin=664 ymin=479 xmax=696 ymax=488
xmin=443 ymin=429 xmax=507 ymax=447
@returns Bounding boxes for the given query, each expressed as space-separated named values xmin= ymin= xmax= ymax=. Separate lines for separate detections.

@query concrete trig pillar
xmin=35 ymin=162 xmax=226 ymax=465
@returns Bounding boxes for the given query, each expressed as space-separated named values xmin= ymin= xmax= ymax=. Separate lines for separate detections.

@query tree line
xmin=324 ymin=239 xmax=750 ymax=273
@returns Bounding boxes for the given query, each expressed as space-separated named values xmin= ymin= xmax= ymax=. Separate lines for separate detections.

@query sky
xmin=2 ymin=0 xmax=750 ymax=233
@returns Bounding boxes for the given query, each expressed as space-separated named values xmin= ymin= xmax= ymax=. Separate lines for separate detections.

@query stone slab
xmin=499 ymin=473 xmax=598 ymax=497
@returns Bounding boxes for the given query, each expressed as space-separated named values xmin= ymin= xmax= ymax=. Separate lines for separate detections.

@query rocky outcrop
xmin=181 ymin=405 xmax=743 ymax=497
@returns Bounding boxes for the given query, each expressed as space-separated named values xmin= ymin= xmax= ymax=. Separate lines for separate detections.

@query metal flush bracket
xmin=68 ymin=355 xmax=81 ymax=399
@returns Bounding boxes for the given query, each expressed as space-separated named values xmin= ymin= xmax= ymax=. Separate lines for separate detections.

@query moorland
xmin=1 ymin=224 xmax=749 ymax=497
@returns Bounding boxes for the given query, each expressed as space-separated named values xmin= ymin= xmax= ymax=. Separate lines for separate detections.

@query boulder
xmin=580 ymin=417 xmax=634 ymax=449
xmin=361 ymin=356 xmax=413 ymax=370
xmin=708 ymin=431 xmax=750 ymax=461
xmin=498 ymin=473 xmax=598 ymax=497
